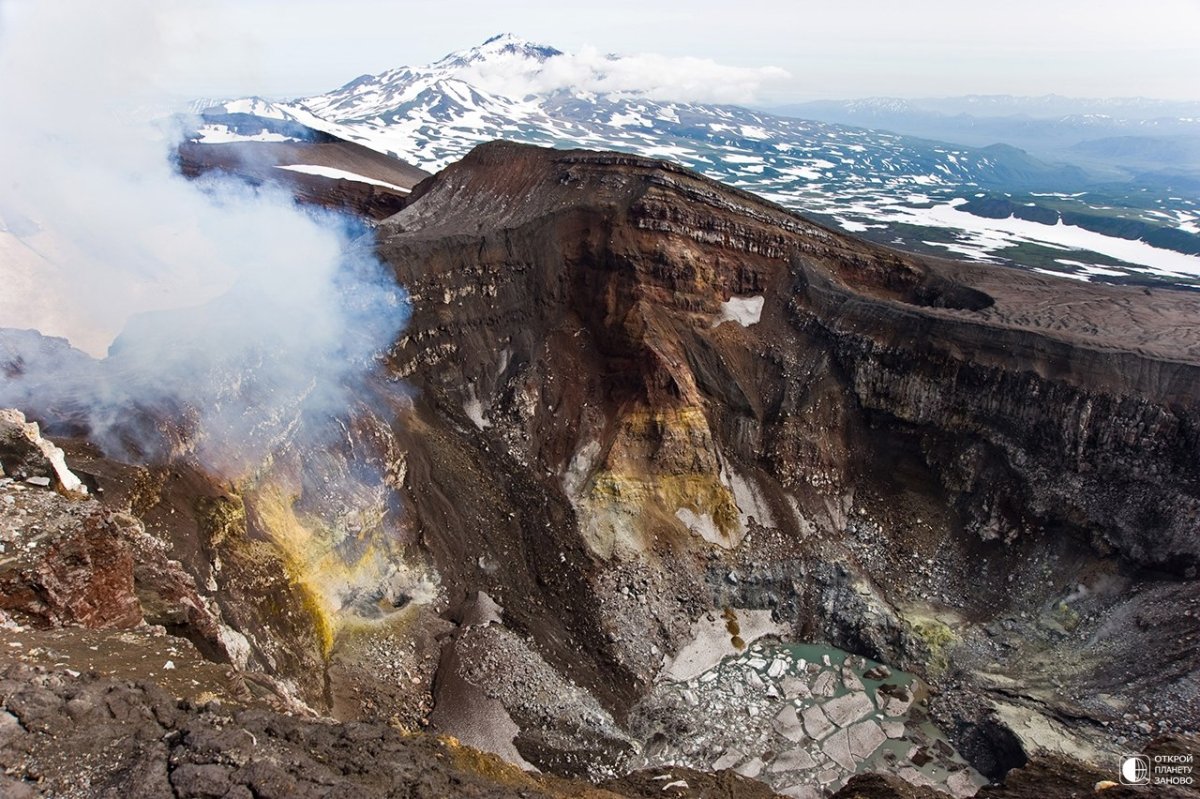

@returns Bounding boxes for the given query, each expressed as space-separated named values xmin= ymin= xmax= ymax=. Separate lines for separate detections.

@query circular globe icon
xmin=1121 ymin=756 xmax=1150 ymax=784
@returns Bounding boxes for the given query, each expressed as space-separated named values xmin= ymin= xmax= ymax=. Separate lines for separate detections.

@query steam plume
xmin=0 ymin=0 xmax=409 ymax=472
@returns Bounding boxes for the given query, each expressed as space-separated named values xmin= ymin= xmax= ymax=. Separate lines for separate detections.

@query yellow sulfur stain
xmin=577 ymin=405 xmax=745 ymax=557
xmin=440 ymin=736 xmax=539 ymax=789
xmin=251 ymin=489 xmax=341 ymax=655
xmin=249 ymin=485 xmax=398 ymax=658
xmin=902 ymin=611 xmax=959 ymax=679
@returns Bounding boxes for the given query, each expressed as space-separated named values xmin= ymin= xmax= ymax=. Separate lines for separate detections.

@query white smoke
xmin=460 ymin=44 xmax=790 ymax=106
xmin=0 ymin=0 xmax=408 ymax=473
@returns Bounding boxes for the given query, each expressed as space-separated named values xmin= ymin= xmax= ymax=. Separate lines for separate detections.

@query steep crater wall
xmin=373 ymin=142 xmax=1200 ymax=779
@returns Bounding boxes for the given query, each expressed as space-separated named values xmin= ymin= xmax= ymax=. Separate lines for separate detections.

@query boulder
xmin=813 ymin=670 xmax=839 ymax=696
xmin=864 ymin=665 xmax=892 ymax=680
xmin=0 ymin=409 xmax=85 ymax=495
xmin=847 ymin=719 xmax=887 ymax=760
xmin=770 ymin=747 xmax=816 ymax=772
xmin=824 ymin=728 xmax=856 ymax=771
xmin=0 ymin=512 xmax=141 ymax=629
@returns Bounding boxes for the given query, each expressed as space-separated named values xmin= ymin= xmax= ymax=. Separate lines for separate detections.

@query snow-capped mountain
xmin=194 ymin=35 xmax=1200 ymax=286
xmin=304 ymin=34 xmax=565 ymax=122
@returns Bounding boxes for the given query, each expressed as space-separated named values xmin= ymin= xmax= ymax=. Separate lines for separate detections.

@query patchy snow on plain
xmin=1054 ymin=259 xmax=1128 ymax=277
xmin=835 ymin=217 xmax=871 ymax=233
xmin=876 ymin=199 xmax=1200 ymax=278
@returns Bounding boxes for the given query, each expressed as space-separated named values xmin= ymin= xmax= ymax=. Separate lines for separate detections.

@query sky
xmin=64 ymin=0 xmax=1198 ymax=105
xmin=0 ymin=0 xmax=1197 ymax=107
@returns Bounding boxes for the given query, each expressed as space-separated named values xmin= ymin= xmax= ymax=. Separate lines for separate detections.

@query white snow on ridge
xmin=609 ymin=110 xmax=652 ymax=127
xmin=194 ymin=125 xmax=297 ymax=144
xmin=223 ymin=97 xmax=290 ymax=119
xmin=274 ymin=164 xmax=410 ymax=192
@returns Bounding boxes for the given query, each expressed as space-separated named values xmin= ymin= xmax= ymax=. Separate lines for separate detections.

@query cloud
xmin=461 ymin=45 xmax=790 ymax=105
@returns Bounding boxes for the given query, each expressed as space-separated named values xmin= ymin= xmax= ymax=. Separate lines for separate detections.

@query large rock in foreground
xmin=0 ymin=409 xmax=85 ymax=495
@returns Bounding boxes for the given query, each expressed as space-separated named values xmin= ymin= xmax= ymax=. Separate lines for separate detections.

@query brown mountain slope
xmin=178 ymin=138 xmax=429 ymax=219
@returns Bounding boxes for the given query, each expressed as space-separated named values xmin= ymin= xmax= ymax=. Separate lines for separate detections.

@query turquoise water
xmin=775 ymin=642 xmax=981 ymax=790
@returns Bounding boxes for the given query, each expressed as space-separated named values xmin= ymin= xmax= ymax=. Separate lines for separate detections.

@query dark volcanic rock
xmin=0 ymin=480 xmax=231 ymax=661
xmin=0 ymin=665 xmax=629 ymax=799
xmin=977 ymin=739 xmax=1200 ymax=799
xmin=0 ymin=500 xmax=142 ymax=630
xmin=831 ymin=773 xmax=952 ymax=799
xmin=603 ymin=766 xmax=788 ymax=797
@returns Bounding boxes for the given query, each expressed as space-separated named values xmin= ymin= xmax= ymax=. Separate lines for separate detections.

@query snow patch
xmin=724 ymin=464 xmax=775 ymax=531
xmin=562 ymin=440 xmax=601 ymax=496
xmin=663 ymin=609 xmax=786 ymax=682
xmin=895 ymin=201 xmax=1200 ymax=278
xmin=835 ymin=217 xmax=871 ymax=233
xmin=608 ymin=110 xmax=651 ymax=127
xmin=713 ymin=295 xmax=764 ymax=327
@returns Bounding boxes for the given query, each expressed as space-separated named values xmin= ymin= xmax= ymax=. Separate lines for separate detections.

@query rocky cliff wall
xmin=371 ymin=142 xmax=1200 ymax=776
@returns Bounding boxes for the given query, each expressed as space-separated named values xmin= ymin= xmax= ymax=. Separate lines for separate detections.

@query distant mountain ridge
xmin=771 ymin=95 xmax=1200 ymax=181
xmin=782 ymin=94 xmax=1200 ymax=120
xmin=188 ymin=35 xmax=1200 ymax=287
xmin=198 ymin=35 xmax=1082 ymax=184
